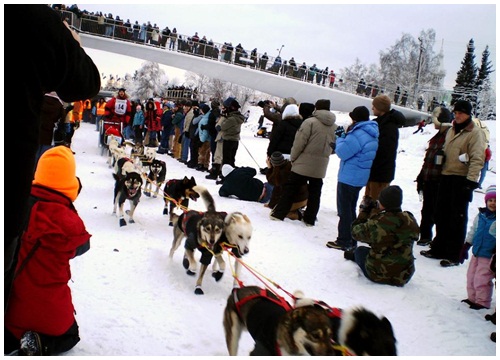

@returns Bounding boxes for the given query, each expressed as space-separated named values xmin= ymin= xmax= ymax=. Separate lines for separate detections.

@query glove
xmin=200 ymin=124 xmax=207 ymax=130
xmin=459 ymin=243 xmax=472 ymax=264
xmin=74 ymin=121 xmax=80 ymax=129
xmin=335 ymin=126 xmax=346 ymax=138
xmin=464 ymin=179 xmax=479 ymax=202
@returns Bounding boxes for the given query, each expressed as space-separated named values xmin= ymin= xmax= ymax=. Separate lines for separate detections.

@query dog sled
xmin=99 ymin=120 xmax=123 ymax=156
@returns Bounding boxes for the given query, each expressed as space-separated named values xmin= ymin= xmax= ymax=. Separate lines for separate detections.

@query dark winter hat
xmin=118 ymin=87 xmax=126 ymax=92
xmin=315 ymin=99 xmax=331 ymax=111
xmin=372 ymin=95 xmax=391 ymax=113
xmin=270 ymin=151 xmax=286 ymax=167
xmin=191 ymin=100 xmax=199 ymax=107
xmin=211 ymin=99 xmax=220 ymax=108
xmin=485 ymin=185 xmax=496 ymax=204
xmin=432 ymin=106 xmax=451 ymax=123
xmin=378 ymin=185 xmax=403 ymax=211
xmin=453 ymin=100 xmax=472 ymax=115
xmin=349 ymin=106 xmax=370 ymax=122
xmin=200 ymin=104 xmax=210 ymax=114
xmin=223 ymin=96 xmax=240 ymax=108
xmin=299 ymin=102 xmax=315 ymax=119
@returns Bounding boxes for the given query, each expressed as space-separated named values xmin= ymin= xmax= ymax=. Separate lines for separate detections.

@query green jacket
xmin=352 ymin=210 xmax=420 ymax=286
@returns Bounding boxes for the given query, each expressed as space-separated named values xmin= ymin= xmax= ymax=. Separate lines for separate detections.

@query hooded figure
xmin=5 ymin=146 xmax=91 ymax=355
xmin=266 ymin=104 xmax=303 ymax=157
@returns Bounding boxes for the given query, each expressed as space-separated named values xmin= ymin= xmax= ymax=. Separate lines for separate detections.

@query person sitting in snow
xmin=4 ymin=146 xmax=91 ymax=355
xmin=218 ymin=164 xmax=273 ymax=204
xmin=344 ymin=185 xmax=420 ymax=287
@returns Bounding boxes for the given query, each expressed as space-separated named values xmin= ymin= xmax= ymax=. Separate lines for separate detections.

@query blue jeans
xmin=181 ymin=135 xmax=190 ymax=161
xmin=336 ymin=182 xmax=362 ymax=248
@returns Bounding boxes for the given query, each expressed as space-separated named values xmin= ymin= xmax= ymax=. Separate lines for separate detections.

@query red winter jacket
xmin=5 ymin=186 xmax=91 ymax=339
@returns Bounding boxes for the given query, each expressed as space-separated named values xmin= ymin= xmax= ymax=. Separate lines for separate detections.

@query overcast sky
xmin=78 ymin=3 xmax=496 ymax=89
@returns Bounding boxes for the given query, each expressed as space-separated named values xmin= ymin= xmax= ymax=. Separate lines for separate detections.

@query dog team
xmin=101 ymin=103 xmax=399 ymax=356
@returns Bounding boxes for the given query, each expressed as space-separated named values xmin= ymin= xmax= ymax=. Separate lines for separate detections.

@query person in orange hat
xmin=4 ymin=146 xmax=91 ymax=356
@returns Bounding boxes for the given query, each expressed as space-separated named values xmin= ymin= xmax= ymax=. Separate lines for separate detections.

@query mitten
xmin=335 ymin=126 xmax=346 ymax=138
xmin=74 ymin=121 xmax=80 ymax=129
xmin=464 ymin=179 xmax=479 ymax=202
xmin=459 ymin=242 xmax=472 ymax=264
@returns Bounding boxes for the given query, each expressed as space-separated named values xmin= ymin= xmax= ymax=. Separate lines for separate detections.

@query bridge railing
xmin=60 ymin=9 xmax=438 ymax=111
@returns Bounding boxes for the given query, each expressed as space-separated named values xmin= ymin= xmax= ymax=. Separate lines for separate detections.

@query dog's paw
xmin=144 ymin=192 xmax=151 ymax=197
xmin=119 ymin=218 xmax=127 ymax=227
xmin=212 ymin=271 xmax=224 ymax=282
xmin=194 ymin=286 xmax=204 ymax=295
xmin=182 ymin=257 xmax=190 ymax=269
xmin=168 ymin=221 xmax=173 ymax=227
xmin=129 ymin=219 xmax=135 ymax=224
xmin=186 ymin=270 xmax=196 ymax=276
xmin=163 ymin=209 xmax=169 ymax=215
xmin=153 ymin=194 xmax=158 ymax=198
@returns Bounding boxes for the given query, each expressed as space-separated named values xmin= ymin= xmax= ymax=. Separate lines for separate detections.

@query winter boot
xmin=20 ymin=331 xmax=44 ymax=356
xmin=205 ymin=163 xmax=220 ymax=180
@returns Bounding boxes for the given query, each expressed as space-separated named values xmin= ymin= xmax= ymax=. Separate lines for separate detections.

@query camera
xmin=257 ymin=100 xmax=270 ymax=108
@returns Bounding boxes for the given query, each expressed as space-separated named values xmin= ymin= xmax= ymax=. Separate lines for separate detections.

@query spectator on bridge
xmin=250 ymin=48 xmax=258 ymax=68
xmin=259 ymin=52 xmax=269 ymax=70
xmin=400 ymin=90 xmax=409 ymax=106
xmin=298 ymin=62 xmax=307 ymax=81
xmin=393 ymin=86 xmax=401 ymax=104
xmin=329 ymin=70 xmax=336 ymax=88
xmin=161 ymin=26 xmax=170 ymax=48
xmin=132 ymin=20 xmax=140 ymax=42
xmin=169 ymin=27 xmax=177 ymax=50
xmin=356 ymin=78 xmax=366 ymax=95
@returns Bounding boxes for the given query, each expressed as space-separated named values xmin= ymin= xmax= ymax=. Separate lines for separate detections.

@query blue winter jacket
xmin=198 ymin=110 xmax=211 ymax=143
xmin=335 ymin=120 xmax=379 ymax=187
xmin=466 ymin=208 xmax=496 ymax=259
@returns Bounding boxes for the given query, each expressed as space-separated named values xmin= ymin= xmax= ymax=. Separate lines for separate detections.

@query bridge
xmin=80 ymin=33 xmax=428 ymax=124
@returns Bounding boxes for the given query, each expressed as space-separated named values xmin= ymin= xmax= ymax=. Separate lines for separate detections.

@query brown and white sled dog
xmin=223 ymin=286 xmax=397 ymax=356
xmin=143 ymin=159 xmax=167 ymax=198
xmin=212 ymin=212 xmax=253 ymax=287
xmin=169 ymin=185 xmax=227 ymax=295
xmin=223 ymin=286 xmax=336 ymax=356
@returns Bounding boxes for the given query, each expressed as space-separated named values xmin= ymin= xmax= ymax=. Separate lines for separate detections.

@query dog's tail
xmin=192 ymin=185 xmax=216 ymax=212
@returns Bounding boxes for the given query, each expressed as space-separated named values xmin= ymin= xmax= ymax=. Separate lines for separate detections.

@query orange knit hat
xmin=33 ymin=146 xmax=80 ymax=201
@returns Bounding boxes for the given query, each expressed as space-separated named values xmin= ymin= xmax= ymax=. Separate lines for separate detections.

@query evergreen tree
xmin=451 ymin=39 xmax=477 ymax=108
xmin=475 ymin=46 xmax=495 ymax=120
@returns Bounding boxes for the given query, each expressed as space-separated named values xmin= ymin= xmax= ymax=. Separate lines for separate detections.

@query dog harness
xmin=232 ymin=287 xmax=293 ymax=316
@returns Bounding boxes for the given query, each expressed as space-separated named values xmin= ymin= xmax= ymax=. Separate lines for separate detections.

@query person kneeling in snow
xmin=344 ymin=185 xmax=419 ymax=287
xmin=4 ymin=146 xmax=91 ymax=356
xmin=218 ymin=164 xmax=273 ymax=204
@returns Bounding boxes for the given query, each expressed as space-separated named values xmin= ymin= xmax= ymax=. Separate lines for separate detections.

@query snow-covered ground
xmin=67 ymin=107 xmax=496 ymax=356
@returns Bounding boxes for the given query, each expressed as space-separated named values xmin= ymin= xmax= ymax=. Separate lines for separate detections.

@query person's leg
xmin=336 ymin=182 xmax=355 ymax=247
xmin=303 ymin=177 xmax=323 ymax=226
xmin=354 ymin=246 xmax=371 ymax=279
xmin=473 ymin=257 xmax=495 ymax=308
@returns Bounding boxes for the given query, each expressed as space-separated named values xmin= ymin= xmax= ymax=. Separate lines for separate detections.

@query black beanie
xmin=200 ymin=104 xmax=210 ymax=114
xmin=378 ymin=185 xmax=403 ymax=211
xmin=299 ymin=102 xmax=315 ymax=119
xmin=453 ymin=100 xmax=472 ymax=115
xmin=437 ymin=107 xmax=452 ymax=123
xmin=315 ymin=99 xmax=331 ymax=111
xmin=349 ymin=106 xmax=370 ymax=122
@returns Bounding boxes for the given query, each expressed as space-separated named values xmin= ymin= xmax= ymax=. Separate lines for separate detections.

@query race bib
xmin=114 ymin=99 xmax=127 ymax=116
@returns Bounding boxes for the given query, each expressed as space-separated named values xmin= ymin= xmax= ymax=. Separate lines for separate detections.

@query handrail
xmin=60 ymin=9 xmax=443 ymax=111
